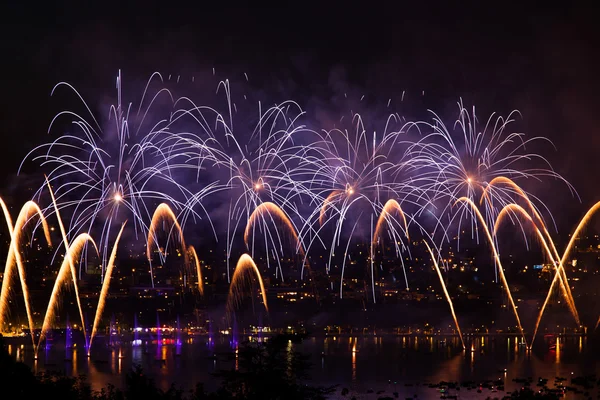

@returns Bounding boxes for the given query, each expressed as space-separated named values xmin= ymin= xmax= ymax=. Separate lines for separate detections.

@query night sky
xmin=1 ymin=2 xmax=599 ymax=234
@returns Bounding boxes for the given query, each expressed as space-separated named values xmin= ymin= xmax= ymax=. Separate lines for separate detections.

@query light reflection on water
xmin=4 ymin=334 xmax=598 ymax=396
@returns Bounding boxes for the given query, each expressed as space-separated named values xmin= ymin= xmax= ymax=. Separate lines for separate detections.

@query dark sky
xmin=1 ymin=2 xmax=599 ymax=232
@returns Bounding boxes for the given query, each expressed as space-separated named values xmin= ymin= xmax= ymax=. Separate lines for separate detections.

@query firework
xmin=37 ymin=233 xmax=97 ymax=355
xmin=4 ymin=70 xmax=586 ymax=347
xmin=20 ymin=71 xmax=198 ymax=278
xmin=147 ymin=203 xmax=189 ymax=286
xmin=530 ymin=201 xmax=600 ymax=345
xmin=89 ymin=222 xmax=126 ymax=353
xmin=187 ymin=245 xmax=204 ymax=296
xmin=244 ymin=201 xmax=310 ymax=281
xmin=494 ymin=203 xmax=578 ymax=344
xmin=0 ymin=200 xmax=51 ymax=348
xmin=373 ymin=199 xmax=409 ymax=245
xmin=455 ymin=197 xmax=527 ymax=345
xmin=302 ymin=113 xmax=419 ymax=301
xmin=423 ymin=240 xmax=465 ymax=350
xmin=47 ymin=180 xmax=88 ymax=346
xmin=226 ymin=253 xmax=268 ymax=321
xmin=160 ymin=80 xmax=320 ymax=283
xmin=406 ymin=101 xmax=576 ymax=257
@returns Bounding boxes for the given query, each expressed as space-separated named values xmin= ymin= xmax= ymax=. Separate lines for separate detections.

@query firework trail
xmin=244 ymin=201 xmax=312 ymax=283
xmin=494 ymin=203 xmax=578 ymax=326
xmin=493 ymin=203 xmax=580 ymax=347
xmin=37 ymin=233 xmax=97 ymax=356
xmin=89 ymin=222 xmax=126 ymax=353
xmin=483 ymin=176 xmax=577 ymax=310
xmin=423 ymin=240 xmax=465 ymax=350
xmin=373 ymin=199 xmax=409 ymax=244
xmin=146 ymin=203 xmax=189 ymax=286
xmin=371 ymin=199 xmax=411 ymax=293
xmin=455 ymin=197 xmax=527 ymax=345
xmin=187 ymin=245 xmax=204 ymax=296
xmin=319 ymin=190 xmax=343 ymax=227
xmin=529 ymin=201 xmax=600 ymax=345
xmin=0 ymin=200 xmax=51 ymax=347
xmin=0 ymin=197 xmax=125 ymax=357
xmin=46 ymin=180 xmax=89 ymax=347
xmin=226 ymin=253 xmax=268 ymax=321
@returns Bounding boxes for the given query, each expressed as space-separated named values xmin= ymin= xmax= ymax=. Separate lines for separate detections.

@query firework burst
xmin=408 ymin=100 xmax=575 ymax=229
xmin=301 ymin=112 xmax=425 ymax=301
xmin=20 ymin=71 xmax=200 ymax=280
xmin=159 ymin=80 xmax=321 ymax=283
xmin=405 ymin=101 xmax=577 ymax=281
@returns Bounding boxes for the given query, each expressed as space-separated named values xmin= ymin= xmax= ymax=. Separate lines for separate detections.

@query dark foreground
xmin=1 ymin=334 xmax=596 ymax=399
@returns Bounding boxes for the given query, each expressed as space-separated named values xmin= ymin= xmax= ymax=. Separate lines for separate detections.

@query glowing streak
xmin=423 ymin=240 xmax=465 ymax=350
xmin=244 ymin=202 xmax=298 ymax=247
xmin=481 ymin=177 xmax=530 ymax=207
xmin=319 ymin=190 xmax=342 ymax=226
xmin=483 ymin=177 xmax=554 ymax=249
xmin=484 ymin=176 xmax=578 ymax=323
xmin=0 ymin=200 xmax=51 ymax=348
xmin=494 ymin=204 xmax=557 ymax=264
xmin=147 ymin=203 xmax=189 ymax=285
xmin=494 ymin=204 xmax=577 ymax=320
xmin=455 ymin=197 xmax=526 ymax=345
xmin=89 ymin=222 xmax=126 ymax=352
xmin=147 ymin=203 xmax=187 ymax=259
xmin=372 ymin=199 xmax=409 ymax=246
xmin=46 ymin=179 xmax=88 ymax=348
xmin=37 ymin=234 xmax=97 ymax=355
xmin=368 ymin=200 xmax=410 ymax=301
xmin=226 ymin=253 xmax=268 ymax=317
xmin=245 ymin=202 xmax=310 ymax=274
xmin=494 ymin=204 xmax=578 ymax=342
xmin=530 ymin=201 xmax=600 ymax=346
xmin=245 ymin=202 xmax=317 ymax=300
xmin=188 ymin=245 xmax=204 ymax=296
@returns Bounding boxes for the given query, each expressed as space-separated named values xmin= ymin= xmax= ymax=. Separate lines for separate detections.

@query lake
xmin=5 ymin=333 xmax=600 ymax=399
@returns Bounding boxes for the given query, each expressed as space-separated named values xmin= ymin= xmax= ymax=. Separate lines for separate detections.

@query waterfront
xmin=5 ymin=333 xmax=600 ymax=398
